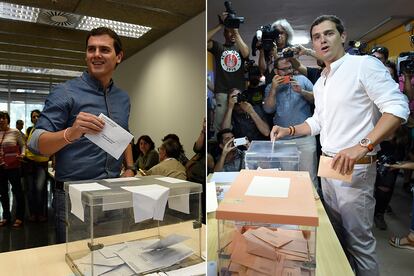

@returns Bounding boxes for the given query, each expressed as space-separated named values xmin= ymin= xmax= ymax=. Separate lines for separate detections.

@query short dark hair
xmin=86 ymin=27 xmax=123 ymax=55
xmin=216 ymin=128 xmax=233 ymax=145
xmin=0 ymin=111 xmax=10 ymax=124
xmin=310 ymin=15 xmax=345 ymax=39
xmin=371 ymin=46 xmax=389 ymax=61
xmin=16 ymin=119 xmax=23 ymax=124
xmin=273 ymin=57 xmax=290 ymax=70
xmin=160 ymin=139 xmax=181 ymax=159
xmin=30 ymin=109 xmax=41 ymax=118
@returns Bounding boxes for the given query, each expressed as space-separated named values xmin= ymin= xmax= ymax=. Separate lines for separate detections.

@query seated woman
xmin=145 ymin=139 xmax=186 ymax=180
xmin=134 ymin=135 xmax=159 ymax=170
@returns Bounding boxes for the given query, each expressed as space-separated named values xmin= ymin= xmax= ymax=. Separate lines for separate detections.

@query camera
xmin=223 ymin=1 xmax=244 ymax=29
xmin=397 ymin=51 xmax=414 ymax=74
xmin=376 ymin=154 xmax=396 ymax=177
xmin=282 ymin=49 xmax=294 ymax=58
xmin=236 ymin=90 xmax=249 ymax=103
xmin=251 ymin=24 xmax=280 ymax=61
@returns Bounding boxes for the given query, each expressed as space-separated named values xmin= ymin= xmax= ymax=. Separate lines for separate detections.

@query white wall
xmin=114 ymin=12 xmax=206 ymax=156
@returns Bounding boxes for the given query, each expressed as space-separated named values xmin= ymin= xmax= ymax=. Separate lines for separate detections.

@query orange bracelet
xmin=291 ymin=125 xmax=296 ymax=136
xmin=63 ymin=128 xmax=73 ymax=144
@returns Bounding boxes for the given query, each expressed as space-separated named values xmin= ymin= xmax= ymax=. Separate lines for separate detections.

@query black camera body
xmin=376 ymin=154 xmax=396 ymax=177
xmin=223 ymin=1 xmax=244 ymax=29
xmin=397 ymin=52 xmax=414 ymax=74
xmin=251 ymin=24 xmax=280 ymax=61
xmin=236 ymin=90 xmax=249 ymax=103
xmin=282 ymin=49 xmax=294 ymax=58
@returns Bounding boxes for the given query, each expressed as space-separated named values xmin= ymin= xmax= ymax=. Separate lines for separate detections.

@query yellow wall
xmin=367 ymin=20 xmax=414 ymax=61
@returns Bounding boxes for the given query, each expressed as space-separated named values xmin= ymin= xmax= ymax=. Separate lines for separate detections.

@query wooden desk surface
xmin=0 ymin=221 xmax=205 ymax=276
xmin=207 ymin=182 xmax=354 ymax=276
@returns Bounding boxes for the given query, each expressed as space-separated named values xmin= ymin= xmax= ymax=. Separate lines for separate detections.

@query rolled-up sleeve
xmin=28 ymin=129 xmax=47 ymax=155
xmin=361 ymin=56 xmax=410 ymax=123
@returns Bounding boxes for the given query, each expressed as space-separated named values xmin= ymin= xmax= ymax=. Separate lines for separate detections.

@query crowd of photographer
xmin=207 ymin=1 xmax=414 ymax=273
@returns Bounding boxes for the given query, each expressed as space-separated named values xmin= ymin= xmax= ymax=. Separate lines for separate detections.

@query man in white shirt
xmin=270 ymin=15 xmax=409 ymax=276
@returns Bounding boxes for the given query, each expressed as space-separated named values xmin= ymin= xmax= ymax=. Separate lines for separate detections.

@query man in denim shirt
xmin=29 ymin=27 xmax=134 ymax=243
xmin=263 ymin=57 xmax=319 ymax=191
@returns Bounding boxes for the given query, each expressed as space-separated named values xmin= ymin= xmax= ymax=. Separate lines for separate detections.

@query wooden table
xmin=207 ymin=179 xmax=353 ymax=276
xmin=0 ymin=221 xmax=205 ymax=276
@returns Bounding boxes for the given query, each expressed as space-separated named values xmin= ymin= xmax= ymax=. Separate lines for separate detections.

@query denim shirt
xmin=263 ymin=74 xmax=313 ymax=139
xmin=29 ymin=71 xmax=130 ymax=182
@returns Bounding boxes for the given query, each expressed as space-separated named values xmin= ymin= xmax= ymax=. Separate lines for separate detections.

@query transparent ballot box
xmin=245 ymin=140 xmax=300 ymax=171
xmin=216 ymin=170 xmax=319 ymax=276
xmin=64 ymin=175 xmax=203 ymax=276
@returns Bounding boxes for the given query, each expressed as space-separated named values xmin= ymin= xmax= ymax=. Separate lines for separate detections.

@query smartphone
xmin=233 ymin=137 xmax=248 ymax=147
xmin=282 ymin=76 xmax=291 ymax=84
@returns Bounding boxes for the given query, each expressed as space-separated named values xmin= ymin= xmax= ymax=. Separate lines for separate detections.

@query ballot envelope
xmin=63 ymin=175 xmax=203 ymax=276
xmin=216 ymin=170 xmax=319 ymax=276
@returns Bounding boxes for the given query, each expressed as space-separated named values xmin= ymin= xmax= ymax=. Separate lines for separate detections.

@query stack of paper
xmin=225 ymin=227 xmax=313 ymax=276
xmin=121 ymin=184 xmax=170 ymax=223
xmin=73 ymin=234 xmax=196 ymax=276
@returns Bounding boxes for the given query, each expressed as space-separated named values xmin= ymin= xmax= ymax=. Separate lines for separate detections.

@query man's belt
xmin=322 ymin=152 xmax=377 ymax=164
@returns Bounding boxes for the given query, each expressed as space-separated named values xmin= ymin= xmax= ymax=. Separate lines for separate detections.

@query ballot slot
xmin=216 ymin=170 xmax=319 ymax=276
xmin=63 ymin=175 xmax=203 ymax=276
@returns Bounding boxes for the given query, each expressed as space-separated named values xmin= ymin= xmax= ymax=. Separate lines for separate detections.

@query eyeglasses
xmin=277 ymin=66 xmax=293 ymax=72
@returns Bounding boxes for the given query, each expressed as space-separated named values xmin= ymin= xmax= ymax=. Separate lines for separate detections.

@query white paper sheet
xmin=143 ymin=234 xmax=190 ymax=251
xmin=210 ymin=172 xmax=239 ymax=183
xmin=155 ymin=177 xmax=187 ymax=183
xmin=104 ymin=177 xmax=139 ymax=183
xmin=78 ymin=251 xmax=124 ymax=267
xmin=100 ymin=264 xmax=135 ymax=276
xmin=99 ymin=243 xmax=128 ymax=258
xmin=244 ymin=176 xmax=290 ymax=198
xmin=165 ymin=262 xmax=206 ymax=275
xmin=121 ymin=185 xmax=170 ymax=223
xmin=115 ymin=243 xmax=193 ymax=274
xmin=206 ymin=181 xmax=218 ymax=213
xmin=69 ymin=183 xmax=110 ymax=221
xmin=168 ymin=194 xmax=190 ymax=214
xmin=85 ymin=113 xmax=134 ymax=160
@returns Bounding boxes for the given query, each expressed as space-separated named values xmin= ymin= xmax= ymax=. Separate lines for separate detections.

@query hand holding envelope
xmin=317 ymin=155 xmax=353 ymax=183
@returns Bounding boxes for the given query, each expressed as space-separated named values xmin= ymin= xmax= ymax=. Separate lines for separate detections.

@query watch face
xmin=360 ymin=138 xmax=371 ymax=147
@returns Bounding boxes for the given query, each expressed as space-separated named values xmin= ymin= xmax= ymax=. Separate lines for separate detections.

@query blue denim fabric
xmin=411 ymin=192 xmax=414 ymax=233
xmin=263 ymin=74 xmax=314 ymax=139
xmin=52 ymin=188 xmax=66 ymax=244
xmin=26 ymin=161 xmax=47 ymax=216
xmin=30 ymin=71 xmax=130 ymax=182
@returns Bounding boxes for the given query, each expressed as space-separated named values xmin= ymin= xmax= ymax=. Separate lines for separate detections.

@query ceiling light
xmin=0 ymin=64 xmax=82 ymax=77
xmin=0 ymin=1 xmax=151 ymax=39
xmin=77 ymin=16 xmax=151 ymax=39
xmin=0 ymin=2 xmax=39 ymax=22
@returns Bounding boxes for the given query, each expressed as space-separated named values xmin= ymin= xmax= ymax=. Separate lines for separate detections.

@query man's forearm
xmin=221 ymin=107 xmax=233 ymax=130
xmin=234 ymin=31 xmax=249 ymax=58
xmin=300 ymin=90 xmax=314 ymax=103
xmin=249 ymin=111 xmax=270 ymax=136
xmin=208 ymin=24 xmax=223 ymax=42
xmin=366 ymin=112 xmax=404 ymax=147
xmin=293 ymin=122 xmax=312 ymax=137
xmin=214 ymin=154 xmax=226 ymax=172
xmin=263 ymin=90 xmax=277 ymax=112
xmin=38 ymin=130 xmax=70 ymax=155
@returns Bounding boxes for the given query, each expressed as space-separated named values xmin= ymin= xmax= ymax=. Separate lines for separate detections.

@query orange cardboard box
xmin=216 ymin=170 xmax=318 ymax=226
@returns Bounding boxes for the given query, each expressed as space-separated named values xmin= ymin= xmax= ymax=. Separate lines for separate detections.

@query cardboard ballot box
xmin=63 ymin=175 xmax=203 ymax=276
xmin=245 ymin=140 xmax=300 ymax=170
xmin=216 ymin=170 xmax=319 ymax=276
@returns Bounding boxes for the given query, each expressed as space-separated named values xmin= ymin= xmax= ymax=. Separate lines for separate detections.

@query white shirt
xmin=305 ymin=54 xmax=409 ymax=154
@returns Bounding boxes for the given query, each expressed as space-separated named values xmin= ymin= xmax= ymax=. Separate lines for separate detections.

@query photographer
xmin=259 ymin=19 xmax=294 ymax=84
xmin=283 ymin=44 xmax=325 ymax=84
xmin=207 ymin=7 xmax=249 ymax=136
xmin=214 ymin=128 xmax=245 ymax=172
xmin=221 ymin=88 xmax=270 ymax=141
xmin=263 ymin=57 xmax=319 ymax=190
